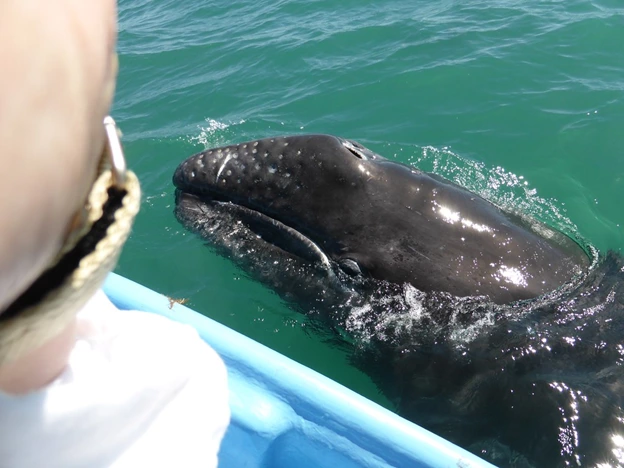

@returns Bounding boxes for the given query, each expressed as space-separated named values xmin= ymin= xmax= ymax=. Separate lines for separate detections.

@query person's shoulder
xmin=76 ymin=290 xmax=227 ymax=387
xmin=70 ymin=290 xmax=229 ymax=468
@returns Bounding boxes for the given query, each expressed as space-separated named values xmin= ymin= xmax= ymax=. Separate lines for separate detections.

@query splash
xmin=188 ymin=118 xmax=246 ymax=148
xmin=346 ymin=285 xmax=427 ymax=344
xmin=409 ymin=146 xmax=583 ymax=244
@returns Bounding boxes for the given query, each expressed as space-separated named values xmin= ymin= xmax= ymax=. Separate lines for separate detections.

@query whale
xmin=173 ymin=134 xmax=589 ymax=305
xmin=173 ymin=134 xmax=623 ymax=467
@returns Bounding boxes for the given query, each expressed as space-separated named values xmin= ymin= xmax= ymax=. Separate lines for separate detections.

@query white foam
xmin=188 ymin=118 xmax=246 ymax=148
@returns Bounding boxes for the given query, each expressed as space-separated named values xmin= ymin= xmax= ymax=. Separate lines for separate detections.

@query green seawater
xmin=115 ymin=0 xmax=623 ymax=442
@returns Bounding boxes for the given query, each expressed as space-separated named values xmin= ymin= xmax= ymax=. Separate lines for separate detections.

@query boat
xmin=103 ymin=272 xmax=495 ymax=468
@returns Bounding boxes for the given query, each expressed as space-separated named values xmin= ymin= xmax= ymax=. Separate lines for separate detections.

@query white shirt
xmin=0 ymin=290 xmax=230 ymax=468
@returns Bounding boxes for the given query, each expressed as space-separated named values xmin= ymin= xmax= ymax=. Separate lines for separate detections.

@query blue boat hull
xmin=103 ymin=273 xmax=494 ymax=468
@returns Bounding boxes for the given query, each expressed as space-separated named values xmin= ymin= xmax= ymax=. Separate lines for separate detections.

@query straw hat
xmin=0 ymin=117 xmax=141 ymax=365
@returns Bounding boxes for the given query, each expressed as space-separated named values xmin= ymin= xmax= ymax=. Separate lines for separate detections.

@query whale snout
xmin=172 ymin=134 xmax=372 ymax=202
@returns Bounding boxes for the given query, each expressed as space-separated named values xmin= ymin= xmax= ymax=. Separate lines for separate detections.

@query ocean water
xmin=114 ymin=0 xmax=623 ymax=464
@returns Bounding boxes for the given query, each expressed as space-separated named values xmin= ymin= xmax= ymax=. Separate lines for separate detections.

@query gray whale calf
xmin=173 ymin=135 xmax=623 ymax=467
xmin=173 ymin=134 xmax=588 ymax=305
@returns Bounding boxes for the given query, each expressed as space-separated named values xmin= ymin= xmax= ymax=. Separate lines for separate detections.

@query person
xmin=0 ymin=1 xmax=230 ymax=466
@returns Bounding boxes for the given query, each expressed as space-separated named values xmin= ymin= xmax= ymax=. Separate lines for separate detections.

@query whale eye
xmin=339 ymin=259 xmax=363 ymax=277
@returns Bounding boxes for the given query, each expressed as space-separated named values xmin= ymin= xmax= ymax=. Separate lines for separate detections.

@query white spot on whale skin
xmin=268 ymin=165 xmax=277 ymax=174
xmin=253 ymin=141 xmax=259 ymax=147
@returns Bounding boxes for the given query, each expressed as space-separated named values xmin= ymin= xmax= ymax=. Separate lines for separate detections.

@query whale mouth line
xmin=175 ymin=190 xmax=332 ymax=269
